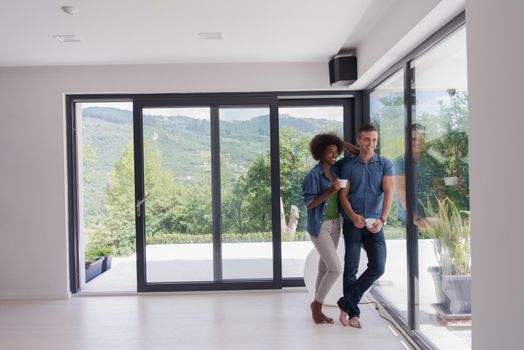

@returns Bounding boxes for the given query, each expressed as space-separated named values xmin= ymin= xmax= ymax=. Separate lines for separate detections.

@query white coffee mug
xmin=339 ymin=179 xmax=348 ymax=188
xmin=365 ymin=218 xmax=377 ymax=228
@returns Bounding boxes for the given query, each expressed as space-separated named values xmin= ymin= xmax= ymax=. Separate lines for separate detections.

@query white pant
xmin=310 ymin=219 xmax=342 ymax=303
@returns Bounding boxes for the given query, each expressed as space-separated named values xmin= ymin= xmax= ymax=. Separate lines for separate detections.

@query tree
xmin=170 ymin=178 xmax=212 ymax=235
xmin=87 ymin=143 xmax=136 ymax=255
xmin=371 ymin=94 xmax=405 ymax=159
xmin=222 ymin=174 xmax=249 ymax=234
xmin=278 ymin=128 xmax=312 ymax=231
xmin=82 ymin=144 xmax=106 ymax=227
xmin=430 ymin=91 xmax=470 ymax=210
xmin=221 ymin=128 xmax=312 ymax=234
xmin=87 ymin=142 xmax=181 ymax=255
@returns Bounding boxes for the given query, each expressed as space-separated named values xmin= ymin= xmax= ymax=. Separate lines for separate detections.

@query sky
xmin=80 ymin=102 xmax=344 ymax=121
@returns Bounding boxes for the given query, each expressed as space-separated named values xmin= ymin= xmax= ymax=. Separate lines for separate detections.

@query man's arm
xmin=339 ymin=183 xmax=366 ymax=228
xmin=369 ymin=175 xmax=395 ymax=233
xmin=380 ymin=175 xmax=395 ymax=222
xmin=395 ymin=175 xmax=407 ymax=212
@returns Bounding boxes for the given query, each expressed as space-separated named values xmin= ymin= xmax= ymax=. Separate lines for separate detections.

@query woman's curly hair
xmin=309 ymin=133 xmax=344 ymax=161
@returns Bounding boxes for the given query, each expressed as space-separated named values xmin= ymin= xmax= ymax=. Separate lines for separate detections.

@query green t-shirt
xmin=324 ymin=192 xmax=339 ymax=220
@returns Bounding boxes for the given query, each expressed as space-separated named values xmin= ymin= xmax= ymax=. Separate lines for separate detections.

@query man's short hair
xmin=412 ymin=123 xmax=426 ymax=134
xmin=358 ymin=124 xmax=377 ymax=134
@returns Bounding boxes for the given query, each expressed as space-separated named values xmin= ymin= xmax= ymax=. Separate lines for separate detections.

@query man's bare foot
xmin=348 ymin=316 xmax=361 ymax=328
xmin=339 ymin=309 xmax=349 ymax=326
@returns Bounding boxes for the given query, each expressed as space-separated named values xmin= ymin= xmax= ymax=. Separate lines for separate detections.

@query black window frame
xmin=364 ymin=11 xmax=466 ymax=350
xmin=66 ymin=91 xmax=360 ymax=293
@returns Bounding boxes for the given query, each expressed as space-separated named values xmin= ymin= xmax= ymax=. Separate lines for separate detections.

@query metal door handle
xmin=136 ymin=191 xmax=151 ymax=217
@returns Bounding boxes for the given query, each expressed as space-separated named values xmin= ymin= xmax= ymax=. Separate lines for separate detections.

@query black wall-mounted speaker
xmin=329 ymin=56 xmax=357 ymax=86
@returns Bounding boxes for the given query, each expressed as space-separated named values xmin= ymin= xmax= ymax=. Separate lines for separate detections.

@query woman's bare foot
xmin=339 ymin=309 xmax=349 ymax=326
xmin=310 ymin=301 xmax=324 ymax=324
xmin=348 ymin=316 xmax=362 ymax=328
xmin=322 ymin=313 xmax=334 ymax=324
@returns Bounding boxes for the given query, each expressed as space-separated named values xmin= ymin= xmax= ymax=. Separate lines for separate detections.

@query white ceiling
xmin=0 ymin=0 xmax=375 ymax=67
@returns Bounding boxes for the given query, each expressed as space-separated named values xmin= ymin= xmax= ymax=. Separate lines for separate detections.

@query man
xmin=337 ymin=125 xmax=394 ymax=328
xmin=393 ymin=124 xmax=445 ymax=228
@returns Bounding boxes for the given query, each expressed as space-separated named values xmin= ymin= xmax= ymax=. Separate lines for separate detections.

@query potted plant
xmin=425 ymin=196 xmax=471 ymax=316
xmin=431 ymin=130 xmax=468 ymax=187
xmin=85 ymin=246 xmax=113 ymax=283
xmin=98 ymin=246 xmax=113 ymax=272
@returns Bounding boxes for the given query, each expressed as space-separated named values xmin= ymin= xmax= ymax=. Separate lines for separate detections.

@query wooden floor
xmin=0 ymin=288 xmax=413 ymax=350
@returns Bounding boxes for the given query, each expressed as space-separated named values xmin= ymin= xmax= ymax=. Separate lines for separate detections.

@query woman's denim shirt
xmin=302 ymin=162 xmax=340 ymax=237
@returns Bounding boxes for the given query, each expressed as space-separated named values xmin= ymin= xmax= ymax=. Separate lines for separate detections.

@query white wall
xmin=0 ymin=62 xmax=329 ymax=299
xmin=466 ymin=1 xmax=524 ymax=349
xmin=349 ymin=0 xmax=465 ymax=89
xmin=5 ymin=16 xmax=516 ymax=350
xmin=354 ymin=0 xmax=441 ymax=74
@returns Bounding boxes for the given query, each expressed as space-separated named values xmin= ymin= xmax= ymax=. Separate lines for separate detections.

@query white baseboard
xmin=0 ymin=292 xmax=71 ymax=300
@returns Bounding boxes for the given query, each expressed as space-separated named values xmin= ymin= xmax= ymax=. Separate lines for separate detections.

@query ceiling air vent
xmin=198 ymin=32 xmax=223 ymax=40
xmin=53 ymin=35 xmax=81 ymax=43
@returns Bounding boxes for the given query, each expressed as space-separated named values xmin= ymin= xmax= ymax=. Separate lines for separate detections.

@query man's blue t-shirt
xmin=339 ymin=153 xmax=393 ymax=220
xmin=393 ymin=153 xmax=446 ymax=221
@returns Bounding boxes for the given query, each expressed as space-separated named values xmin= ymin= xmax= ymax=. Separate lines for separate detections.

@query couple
xmin=302 ymin=125 xmax=394 ymax=328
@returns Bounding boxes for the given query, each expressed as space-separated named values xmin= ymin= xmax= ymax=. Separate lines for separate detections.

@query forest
xmin=82 ymin=92 xmax=469 ymax=257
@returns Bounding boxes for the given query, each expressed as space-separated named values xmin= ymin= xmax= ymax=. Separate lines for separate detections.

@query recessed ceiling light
xmin=53 ymin=35 xmax=81 ymax=43
xmin=198 ymin=32 xmax=223 ymax=40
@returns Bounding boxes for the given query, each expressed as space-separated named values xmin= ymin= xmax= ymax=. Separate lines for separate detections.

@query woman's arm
xmin=306 ymin=179 xmax=340 ymax=209
xmin=344 ymin=141 xmax=360 ymax=155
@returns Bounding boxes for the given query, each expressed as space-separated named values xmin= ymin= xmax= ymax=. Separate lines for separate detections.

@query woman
xmin=302 ymin=133 xmax=355 ymax=324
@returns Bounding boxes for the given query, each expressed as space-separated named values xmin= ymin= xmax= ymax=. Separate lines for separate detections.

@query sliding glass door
xmin=366 ymin=17 xmax=469 ymax=349
xmin=134 ymin=98 xmax=280 ymax=291
xmin=369 ymin=70 xmax=408 ymax=320
xmin=219 ymin=107 xmax=273 ymax=280
xmin=139 ymin=106 xmax=214 ymax=284
xmin=411 ymin=27 xmax=470 ymax=349
xmin=277 ymin=101 xmax=348 ymax=280
xmin=68 ymin=92 xmax=355 ymax=293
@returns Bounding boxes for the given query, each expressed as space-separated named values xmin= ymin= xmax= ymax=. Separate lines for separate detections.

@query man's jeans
xmin=337 ymin=219 xmax=387 ymax=318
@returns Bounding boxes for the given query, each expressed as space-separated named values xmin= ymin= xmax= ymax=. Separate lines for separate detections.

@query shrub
xmin=425 ymin=197 xmax=471 ymax=275
xmin=85 ymin=246 xmax=113 ymax=263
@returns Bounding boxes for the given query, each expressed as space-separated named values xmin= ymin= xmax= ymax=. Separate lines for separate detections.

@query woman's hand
xmin=344 ymin=142 xmax=360 ymax=155
xmin=329 ymin=179 xmax=341 ymax=193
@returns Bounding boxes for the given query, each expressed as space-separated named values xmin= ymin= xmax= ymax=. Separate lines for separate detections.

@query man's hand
xmin=350 ymin=213 xmax=366 ymax=228
xmin=368 ymin=219 xmax=384 ymax=234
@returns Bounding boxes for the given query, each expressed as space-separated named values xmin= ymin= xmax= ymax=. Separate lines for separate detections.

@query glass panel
xmin=77 ymin=101 xmax=136 ymax=292
xmin=412 ymin=27 xmax=470 ymax=349
xmin=369 ymin=70 xmax=408 ymax=320
xmin=278 ymin=106 xmax=344 ymax=278
xmin=219 ymin=107 xmax=273 ymax=279
xmin=142 ymin=107 xmax=213 ymax=283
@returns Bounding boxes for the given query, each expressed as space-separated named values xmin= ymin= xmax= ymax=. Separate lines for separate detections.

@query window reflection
xmin=370 ymin=70 xmax=408 ymax=320
xmin=412 ymin=27 xmax=470 ymax=349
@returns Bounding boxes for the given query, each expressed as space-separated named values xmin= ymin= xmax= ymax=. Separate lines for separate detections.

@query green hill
xmin=81 ymin=107 xmax=342 ymax=227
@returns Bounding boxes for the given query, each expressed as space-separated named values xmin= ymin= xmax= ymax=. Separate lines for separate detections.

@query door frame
xmin=133 ymin=96 xmax=282 ymax=292
xmin=66 ymin=91 xmax=360 ymax=293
